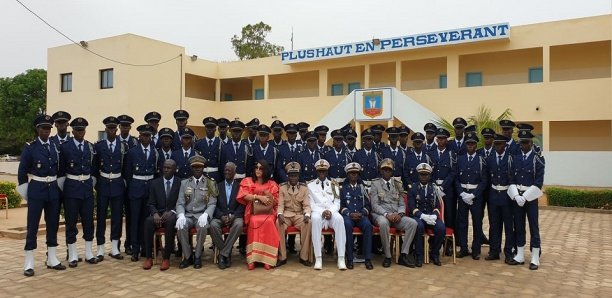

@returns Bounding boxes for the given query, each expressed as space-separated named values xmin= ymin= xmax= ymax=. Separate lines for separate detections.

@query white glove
xmin=197 ymin=213 xmax=208 ymax=227
xmin=16 ymin=183 xmax=28 ymax=203
xmin=462 ymin=194 xmax=473 ymax=205
xmin=460 ymin=192 xmax=468 ymax=200
xmin=420 ymin=214 xmax=428 ymax=221
xmin=515 ymin=196 xmax=526 ymax=207
xmin=426 ymin=215 xmax=437 ymax=225
xmin=91 ymin=177 xmax=97 ymax=188
xmin=466 ymin=193 xmax=476 ymax=204
xmin=57 ymin=177 xmax=66 ymax=191
xmin=176 ymin=213 xmax=186 ymax=230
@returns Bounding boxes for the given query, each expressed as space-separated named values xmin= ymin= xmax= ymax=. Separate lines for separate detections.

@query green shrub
xmin=547 ymin=187 xmax=612 ymax=210
xmin=0 ymin=181 xmax=23 ymax=208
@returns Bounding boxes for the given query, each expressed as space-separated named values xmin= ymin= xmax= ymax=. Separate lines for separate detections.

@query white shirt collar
xmin=73 ymin=138 xmax=84 ymax=147
xmin=38 ymin=137 xmax=49 ymax=145
xmin=164 ymin=177 xmax=174 ymax=184
xmin=107 ymin=139 xmax=116 ymax=147
xmin=522 ymin=150 xmax=533 ymax=159
xmin=467 ymin=152 xmax=477 ymax=159
xmin=182 ymin=148 xmax=191 ymax=155
xmin=141 ymin=144 xmax=151 ymax=151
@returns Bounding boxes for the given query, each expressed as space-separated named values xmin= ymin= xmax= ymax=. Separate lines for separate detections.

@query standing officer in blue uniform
xmin=485 ymin=134 xmax=515 ymax=263
xmin=124 ymin=124 xmax=160 ymax=261
xmin=297 ymin=122 xmax=310 ymax=145
xmin=325 ymin=129 xmax=350 ymax=183
xmin=220 ymin=120 xmax=252 ymax=180
xmin=270 ymin=120 xmax=286 ymax=148
xmin=277 ymin=123 xmax=302 ymax=180
xmin=252 ymin=124 xmax=282 ymax=180
xmin=344 ymin=129 xmax=358 ymax=159
xmin=59 ymin=117 xmax=98 ymax=267
xmin=117 ymin=114 xmax=138 ymax=255
xmin=381 ymin=127 xmax=405 ymax=183
xmin=477 ymin=127 xmax=496 ymax=246
xmin=298 ymin=132 xmax=322 ymax=182
xmin=218 ymin=118 xmax=230 ymax=144
xmin=18 ymin=115 xmax=66 ymax=277
xmin=245 ymin=118 xmax=260 ymax=146
xmin=145 ymin=112 xmax=162 ymax=149
xmin=340 ymin=162 xmax=374 ymax=270
xmin=427 ymin=127 xmax=457 ymax=256
xmin=403 ymin=132 xmax=432 ymax=190
xmin=50 ymin=111 xmax=72 ymax=147
xmin=172 ymin=110 xmax=191 ymax=150
xmin=314 ymin=125 xmax=332 ymax=156
xmin=398 ymin=125 xmax=411 ymax=153
xmin=353 ymin=128 xmax=380 ymax=187
xmin=371 ymin=124 xmax=388 ymax=153
xmin=449 ymin=117 xmax=467 ymax=155
xmin=408 ymin=163 xmax=445 ymax=266
xmin=158 ymin=127 xmax=175 ymax=163
xmin=454 ymin=132 xmax=487 ymax=259
xmin=195 ymin=117 xmax=222 ymax=181
xmin=507 ymin=130 xmax=545 ymax=270
xmin=93 ymin=116 xmax=127 ymax=261
xmin=423 ymin=123 xmax=438 ymax=153
xmin=172 ymin=127 xmax=197 ymax=179
xmin=500 ymin=120 xmax=520 ymax=156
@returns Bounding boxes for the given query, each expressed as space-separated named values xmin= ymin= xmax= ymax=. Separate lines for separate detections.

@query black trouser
xmin=457 ymin=199 xmax=483 ymax=255
xmin=123 ymin=194 xmax=131 ymax=250
xmin=513 ymin=199 xmax=540 ymax=250
xmin=25 ymin=196 xmax=60 ymax=250
xmin=129 ymin=197 xmax=147 ymax=256
xmin=96 ymin=194 xmax=124 ymax=245
xmin=488 ymin=203 xmax=514 ymax=259
xmin=64 ymin=196 xmax=95 ymax=244
xmin=144 ymin=213 xmax=177 ymax=259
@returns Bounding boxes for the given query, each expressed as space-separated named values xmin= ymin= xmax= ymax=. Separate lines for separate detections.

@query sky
xmin=1 ymin=0 xmax=610 ymax=77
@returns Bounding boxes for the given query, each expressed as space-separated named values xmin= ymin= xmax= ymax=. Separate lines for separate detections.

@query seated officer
xmin=370 ymin=159 xmax=418 ymax=268
xmin=409 ymin=163 xmax=445 ymax=266
xmin=276 ymin=162 xmax=313 ymax=267
xmin=340 ymin=162 xmax=373 ymax=270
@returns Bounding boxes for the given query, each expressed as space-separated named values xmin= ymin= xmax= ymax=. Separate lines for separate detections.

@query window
xmin=61 ymin=73 xmax=72 ymax=92
xmin=331 ymin=83 xmax=343 ymax=96
xmin=529 ymin=67 xmax=543 ymax=83
xmin=348 ymin=82 xmax=361 ymax=93
xmin=254 ymin=89 xmax=264 ymax=100
xmin=100 ymin=69 xmax=113 ymax=89
xmin=98 ymin=131 xmax=107 ymax=141
xmin=465 ymin=72 xmax=482 ymax=87
xmin=439 ymin=75 xmax=447 ymax=89
xmin=223 ymin=93 xmax=233 ymax=101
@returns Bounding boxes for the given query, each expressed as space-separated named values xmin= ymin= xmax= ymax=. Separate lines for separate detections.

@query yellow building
xmin=46 ymin=15 xmax=612 ymax=187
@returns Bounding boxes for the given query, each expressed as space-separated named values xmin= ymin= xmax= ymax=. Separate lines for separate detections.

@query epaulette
xmin=372 ymin=177 xmax=382 ymax=182
xmin=299 ymin=182 xmax=307 ymax=186
xmin=280 ymin=182 xmax=288 ymax=186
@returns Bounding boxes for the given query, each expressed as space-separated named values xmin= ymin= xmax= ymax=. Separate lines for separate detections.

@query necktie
xmin=321 ymin=182 xmax=324 ymax=190
xmin=166 ymin=153 xmax=170 ymax=159
xmin=367 ymin=151 xmax=370 ymax=158
xmin=195 ymin=179 xmax=199 ymax=186
xmin=290 ymin=145 xmax=294 ymax=153
xmin=485 ymin=150 xmax=490 ymax=158
xmin=498 ymin=155 xmax=502 ymax=165
xmin=165 ymin=180 xmax=171 ymax=198
xmin=43 ymin=143 xmax=50 ymax=153
xmin=523 ymin=154 xmax=527 ymax=161
xmin=109 ymin=143 xmax=113 ymax=152
xmin=185 ymin=152 xmax=189 ymax=159
xmin=424 ymin=185 xmax=428 ymax=197
xmin=417 ymin=154 xmax=421 ymax=161
xmin=209 ymin=140 xmax=213 ymax=147
xmin=439 ymin=151 xmax=443 ymax=158
xmin=311 ymin=152 xmax=315 ymax=160
xmin=468 ymin=156 xmax=473 ymax=163
xmin=78 ymin=143 xmax=83 ymax=152
xmin=292 ymin=186 xmax=295 ymax=192
xmin=234 ymin=143 xmax=239 ymax=154
xmin=60 ymin=139 xmax=66 ymax=144
xmin=386 ymin=181 xmax=391 ymax=190
xmin=144 ymin=148 xmax=149 ymax=159
xmin=393 ymin=150 xmax=397 ymax=157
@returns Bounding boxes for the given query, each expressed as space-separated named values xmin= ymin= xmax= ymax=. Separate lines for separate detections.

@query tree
xmin=231 ymin=22 xmax=284 ymax=60
xmin=0 ymin=69 xmax=47 ymax=154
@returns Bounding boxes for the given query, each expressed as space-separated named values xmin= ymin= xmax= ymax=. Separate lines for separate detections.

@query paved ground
xmin=0 ymin=209 xmax=611 ymax=297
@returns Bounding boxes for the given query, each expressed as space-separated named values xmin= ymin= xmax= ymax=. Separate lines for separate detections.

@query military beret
xmin=361 ymin=128 xmax=374 ymax=139
xmin=285 ymin=161 xmax=301 ymax=174
xmin=247 ymin=118 xmax=260 ymax=128
xmin=103 ymin=116 xmax=119 ymax=128
xmin=271 ymin=120 xmax=284 ymax=131
xmin=518 ymin=130 xmax=534 ymax=141
xmin=481 ymin=128 xmax=495 ymax=138
xmin=52 ymin=111 xmax=71 ymax=122
xmin=117 ymin=114 xmax=134 ymax=125
xmin=188 ymin=155 xmax=206 ymax=167
xmin=452 ymin=117 xmax=467 ymax=128
xmin=493 ymin=134 xmax=509 ymax=143
xmin=144 ymin=111 xmax=161 ymax=122
xmin=173 ymin=110 xmax=189 ymax=120
xmin=159 ymin=127 xmax=174 ymax=139
xmin=499 ymin=119 xmax=515 ymax=129
xmin=411 ymin=132 xmax=425 ymax=142
xmin=304 ymin=131 xmax=317 ymax=141
xmin=416 ymin=163 xmax=433 ymax=174
xmin=203 ymin=117 xmax=218 ymax=127
xmin=34 ymin=114 xmax=53 ymax=128
xmin=314 ymin=159 xmax=330 ymax=171
xmin=180 ymin=127 xmax=195 ymax=138
xmin=137 ymin=124 xmax=154 ymax=135
xmin=371 ymin=124 xmax=385 ymax=133
xmin=464 ymin=132 xmax=479 ymax=143
xmin=464 ymin=125 xmax=477 ymax=133
xmin=69 ymin=117 xmax=88 ymax=129
xmin=344 ymin=129 xmax=357 ymax=139
xmin=284 ymin=123 xmax=298 ymax=133
xmin=516 ymin=123 xmax=534 ymax=131
xmin=217 ymin=118 xmax=230 ymax=128
xmin=257 ymin=124 xmax=271 ymax=134
xmin=399 ymin=125 xmax=411 ymax=136
xmin=380 ymin=158 xmax=395 ymax=170
xmin=314 ymin=125 xmax=329 ymax=135
xmin=230 ymin=120 xmax=245 ymax=130
xmin=297 ymin=122 xmax=310 ymax=132
xmin=436 ymin=128 xmax=450 ymax=138
xmin=385 ymin=126 xmax=400 ymax=136
xmin=331 ymin=129 xmax=344 ymax=139
xmin=344 ymin=162 xmax=361 ymax=173
xmin=424 ymin=123 xmax=437 ymax=133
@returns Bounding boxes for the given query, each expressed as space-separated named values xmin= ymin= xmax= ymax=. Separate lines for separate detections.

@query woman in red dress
xmin=237 ymin=160 xmax=280 ymax=270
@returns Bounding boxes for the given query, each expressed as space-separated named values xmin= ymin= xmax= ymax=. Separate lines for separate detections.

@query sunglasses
xmin=255 ymin=165 xmax=264 ymax=170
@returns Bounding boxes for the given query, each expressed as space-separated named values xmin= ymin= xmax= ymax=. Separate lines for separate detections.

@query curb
xmin=540 ymin=205 xmax=612 ymax=214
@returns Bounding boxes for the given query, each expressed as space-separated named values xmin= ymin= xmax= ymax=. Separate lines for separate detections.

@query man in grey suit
xmin=209 ymin=162 xmax=244 ymax=270
xmin=175 ymin=155 xmax=218 ymax=269
xmin=370 ymin=158 xmax=418 ymax=268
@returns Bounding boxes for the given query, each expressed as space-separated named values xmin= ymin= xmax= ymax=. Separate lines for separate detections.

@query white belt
xmin=461 ymin=183 xmax=478 ymax=190
xmin=234 ymin=173 xmax=246 ymax=179
xmin=333 ymin=178 xmax=345 ymax=183
xmin=435 ymin=179 xmax=444 ymax=186
xmin=66 ymin=174 xmax=91 ymax=181
xmin=132 ymin=175 xmax=154 ymax=181
xmin=30 ymin=175 xmax=57 ymax=183
xmin=100 ymin=172 xmax=122 ymax=179
xmin=518 ymin=185 xmax=530 ymax=192
xmin=203 ymin=167 xmax=218 ymax=173
xmin=491 ymin=185 xmax=509 ymax=191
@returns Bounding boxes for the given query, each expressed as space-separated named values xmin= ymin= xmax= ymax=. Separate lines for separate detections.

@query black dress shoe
xmin=276 ymin=259 xmax=287 ymax=267
xmin=179 ymin=256 xmax=194 ymax=269
xmin=299 ymin=258 xmax=312 ymax=267
xmin=507 ymin=259 xmax=524 ymax=265
xmin=109 ymin=253 xmax=124 ymax=260
xmin=365 ymin=260 xmax=373 ymax=270
xmin=130 ymin=255 xmax=139 ymax=262
xmin=47 ymin=263 xmax=67 ymax=270
xmin=529 ymin=263 xmax=539 ymax=270
xmin=382 ymin=258 xmax=391 ymax=268
xmin=86 ymin=257 xmax=98 ymax=264
xmin=430 ymin=256 xmax=442 ymax=266
xmin=398 ymin=254 xmax=415 ymax=268
xmin=218 ymin=256 xmax=227 ymax=270
xmin=457 ymin=250 xmax=470 ymax=258
xmin=472 ymin=253 xmax=481 ymax=260
xmin=346 ymin=260 xmax=354 ymax=269
xmin=96 ymin=255 xmax=104 ymax=262
xmin=24 ymin=269 xmax=35 ymax=277
xmin=68 ymin=260 xmax=78 ymax=268
xmin=485 ymin=254 xmax=500 ymax=261
xmin=193 ymin=257 xmax=202 ymax=269
xmin=125 ymin=247 xmax=133 ymax=255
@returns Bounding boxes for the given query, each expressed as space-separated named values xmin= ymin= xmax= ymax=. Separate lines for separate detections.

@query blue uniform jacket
xmin=17 ymin=139 xmax=61 ymax=201
xmin=428 ymin=148 xmax=457 ymax=192
xmin=194 ymin=136 xmax=222 ymax=170
xmin=59 ymin=140 xmax=95 ymax=199
xmin=381 ymin=146 xmax=405 ymax=178
xmin=124 ymin=145 xmax=159 ymax=199
xmin=454 ymin=154 xmax=488 ymax=200
xmin=485 ymin=151 xmax=513 ymax=206
xmin=220 ymin=140 xmax=252 ymax=177
xmin=408 ymin=182 xmax=441 ymax=218
xmin=298 ymin=148 xmax=322 ymax=182
xmin=402 ymin=150 xmax=433 ymax=189
xmin=93 ymin=139 xmax=126 ymax=197
xmin=509 ymin=151 xmax=545 ymax=189
xmin=340 ymin=182 xmax=371 ymax=216
xmin=324 ymin=148 xmax=350 ymax=180
xmin=171 ymin=148 xmax=197 ymax=179
xmin=353 ymin=149 xmax=380 ymax=181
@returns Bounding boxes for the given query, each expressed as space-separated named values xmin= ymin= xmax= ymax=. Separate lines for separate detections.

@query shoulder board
xmin=299 ymin=182 xmax=307 ymax=186
xmin=25 ymin=140 xmax=34 ymax=146
xmin=279 ymin=182 xmax=288 ymax=186
xmin=372 ymin=177 xmax=382 ymax=182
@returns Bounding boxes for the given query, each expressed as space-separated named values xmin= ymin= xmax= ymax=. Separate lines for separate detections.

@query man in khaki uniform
xmin=276 ymin=162 xmax=313 ymax=267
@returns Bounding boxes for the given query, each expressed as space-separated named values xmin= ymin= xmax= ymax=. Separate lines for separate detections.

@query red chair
xmin=0 ymin=194 xmax=8 ymax=219
xmin=423 ymin=198 xmax=456 ymax=264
